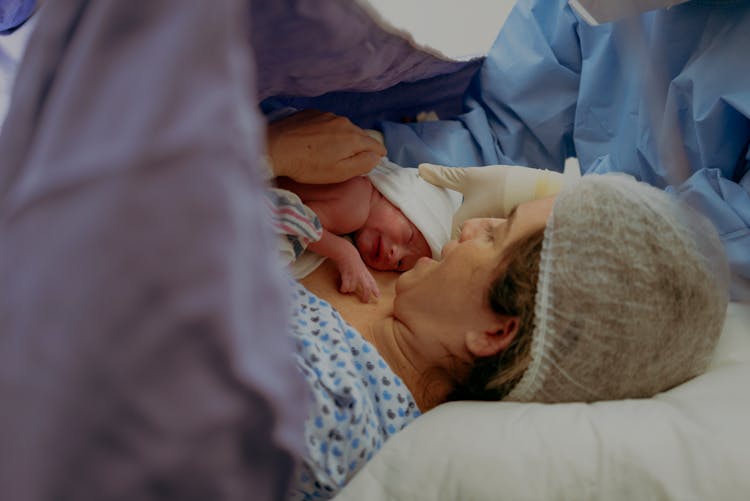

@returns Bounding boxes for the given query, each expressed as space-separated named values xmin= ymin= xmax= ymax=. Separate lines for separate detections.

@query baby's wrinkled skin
xmin=276 ymin=175 xmax=430 ymax=302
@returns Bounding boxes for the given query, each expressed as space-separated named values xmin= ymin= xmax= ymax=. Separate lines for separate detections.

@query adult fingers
xmin=334 ymin=129 xmax=386 ymax=156
xmin=336 ymin=151 xmax=384 ymax=179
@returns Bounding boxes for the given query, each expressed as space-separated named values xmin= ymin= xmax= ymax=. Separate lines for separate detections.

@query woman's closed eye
xmin=484 ymin=222 xmax=496 ymax=242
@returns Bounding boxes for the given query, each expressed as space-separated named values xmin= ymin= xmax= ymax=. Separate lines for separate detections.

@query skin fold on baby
xmin=276 ymin=175 xmax=431 ymax=302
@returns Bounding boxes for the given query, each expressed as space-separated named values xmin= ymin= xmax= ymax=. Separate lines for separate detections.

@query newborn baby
xmin=277 ymin=159 xmax=460 ymax=302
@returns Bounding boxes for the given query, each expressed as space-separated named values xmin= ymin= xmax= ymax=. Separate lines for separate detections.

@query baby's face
xmin=354 ymin=194 xmax=431 ymax=272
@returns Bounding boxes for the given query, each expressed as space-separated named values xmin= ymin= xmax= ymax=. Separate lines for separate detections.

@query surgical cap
xmin=506 ymin=174 xmax=730 ymax=403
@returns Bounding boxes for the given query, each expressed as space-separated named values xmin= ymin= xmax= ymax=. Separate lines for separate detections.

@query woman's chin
xmin=395 ymin=256 xmax=435 ymax=294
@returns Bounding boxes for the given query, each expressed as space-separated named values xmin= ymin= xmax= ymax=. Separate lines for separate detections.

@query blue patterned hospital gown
xmin=287 ymin=281 xmax=421 ymax=500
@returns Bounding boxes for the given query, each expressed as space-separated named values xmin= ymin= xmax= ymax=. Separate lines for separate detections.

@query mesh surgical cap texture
xmin=505 ymin=174 xmax=729 ymax=403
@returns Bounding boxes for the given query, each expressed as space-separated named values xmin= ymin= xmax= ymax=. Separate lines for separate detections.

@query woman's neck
xmin=367 ymin=316 xmax=454 ymax=412
xmin=300 ymin=261 xmax=455 ymax=411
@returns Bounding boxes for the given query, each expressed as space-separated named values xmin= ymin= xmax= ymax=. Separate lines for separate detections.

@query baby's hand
xmin=337 ymin=251 xmax=380 ymax=303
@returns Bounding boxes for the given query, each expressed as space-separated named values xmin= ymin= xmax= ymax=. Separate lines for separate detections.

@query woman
xmin=270 ymin=117 xmax=730 ymax=498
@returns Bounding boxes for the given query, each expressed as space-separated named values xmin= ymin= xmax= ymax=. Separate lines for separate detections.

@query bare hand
xmin=267 ymin=110 xmax=387 ymax=184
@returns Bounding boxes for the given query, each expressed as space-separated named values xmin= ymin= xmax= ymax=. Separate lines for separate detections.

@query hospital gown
xmin=381 ymin=0 xmax=750 ymax=300
xmin=287 ymin=281 xmax=420 ymax=500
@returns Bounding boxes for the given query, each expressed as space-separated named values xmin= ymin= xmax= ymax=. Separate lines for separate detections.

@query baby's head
xmin=354 ymin=193 xmax=431 ymax=271
xmin=358 ymin=159 xmax=462 ymax=272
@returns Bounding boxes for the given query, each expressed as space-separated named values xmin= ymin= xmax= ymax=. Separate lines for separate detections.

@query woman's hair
xmin=448 ymin=227 xmax=545 ymax=401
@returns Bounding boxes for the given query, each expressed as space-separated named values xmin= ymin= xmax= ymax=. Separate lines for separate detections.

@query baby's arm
xmin=276 ymin=176 xmax=372 ymax=233
xmin=307 ymin=230 xmax=379 ymax=302
xmin=279 ymin=176 xmax=380 ymax=302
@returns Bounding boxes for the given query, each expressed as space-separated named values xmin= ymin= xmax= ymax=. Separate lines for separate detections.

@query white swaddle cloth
xmin=288 ymin=158 xmax=461 ymax=278
xmin=368 ymin=158 xmax=461 ymax=259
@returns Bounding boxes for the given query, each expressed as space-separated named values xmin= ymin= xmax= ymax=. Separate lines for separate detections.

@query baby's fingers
xmin=358 ymin=275 xmax=380 ymax=304
xmin=339 ymin=275 xmax=356 ymax=295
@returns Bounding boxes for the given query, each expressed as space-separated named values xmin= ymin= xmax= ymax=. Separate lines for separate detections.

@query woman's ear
xmin=465 ymin=316 xmax=519 ymax=358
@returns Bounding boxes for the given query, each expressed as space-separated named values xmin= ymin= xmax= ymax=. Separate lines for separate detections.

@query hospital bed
xmin=333 ymin=302 xmax=750 ymax=500
xmin=252 ymin=1 xmax=750 ymax=499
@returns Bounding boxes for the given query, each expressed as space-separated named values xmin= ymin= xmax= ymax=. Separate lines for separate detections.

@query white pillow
xmin=333 ymin=302 xmax=750 ymax=501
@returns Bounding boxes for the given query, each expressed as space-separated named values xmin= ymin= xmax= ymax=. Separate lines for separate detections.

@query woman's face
xmin=392 ymin=197 xmax=554 ymax=360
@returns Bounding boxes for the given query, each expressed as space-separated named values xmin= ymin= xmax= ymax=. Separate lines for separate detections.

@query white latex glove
xmin=418 ymin=161 xmax=581 ymax=237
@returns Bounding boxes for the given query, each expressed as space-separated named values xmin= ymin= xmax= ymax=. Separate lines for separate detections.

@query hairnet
xmin=506 ymin=174 xmax=730 ymax=403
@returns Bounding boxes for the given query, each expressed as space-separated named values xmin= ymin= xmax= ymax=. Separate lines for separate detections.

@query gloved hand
xmin=418 ymin=161 xmax=581 ymax=237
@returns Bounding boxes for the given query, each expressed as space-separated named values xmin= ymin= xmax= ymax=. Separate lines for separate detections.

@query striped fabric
xmin=266 ymin=188 xmax=323 ymax=259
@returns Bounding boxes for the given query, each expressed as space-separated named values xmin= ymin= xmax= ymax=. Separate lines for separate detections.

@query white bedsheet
xmin=333 ymin=302 xmax=750 ymax=500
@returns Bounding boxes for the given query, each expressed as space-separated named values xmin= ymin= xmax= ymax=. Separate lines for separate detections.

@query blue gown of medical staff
xmin=380 ymin=0 xmax=750 ymax=300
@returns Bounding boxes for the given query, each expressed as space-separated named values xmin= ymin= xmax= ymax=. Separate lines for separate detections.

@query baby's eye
xmin=397 ymin=259 xmax=404 ymax=269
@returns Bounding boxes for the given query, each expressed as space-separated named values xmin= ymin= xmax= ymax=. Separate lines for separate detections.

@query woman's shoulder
xmin=287 ymin=276 xmax=420 ymax=499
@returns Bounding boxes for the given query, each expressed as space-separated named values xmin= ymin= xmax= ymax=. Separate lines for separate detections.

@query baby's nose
xmin=386 ymin=245 xmax=401 ymax=266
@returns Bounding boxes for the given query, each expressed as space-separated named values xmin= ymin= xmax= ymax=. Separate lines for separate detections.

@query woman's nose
xmin=458 ymin=219 xmax=483 ymax=242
